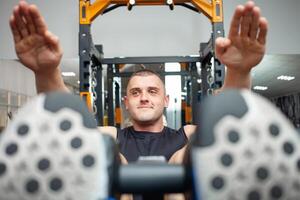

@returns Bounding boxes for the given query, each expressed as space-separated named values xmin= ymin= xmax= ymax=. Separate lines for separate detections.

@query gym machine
xmin=79 ymin=0 xmax=225 ymax=126
xmin=1 ymin=90 xmax=300 ymax=199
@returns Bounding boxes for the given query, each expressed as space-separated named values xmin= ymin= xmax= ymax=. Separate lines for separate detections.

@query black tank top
xmin=117 ymin=126 xmax=188 ymax=163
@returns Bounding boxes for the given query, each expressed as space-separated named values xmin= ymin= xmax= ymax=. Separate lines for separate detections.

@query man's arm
xmin=216 ymin=1 xmax=268 ymax=90
xmin=10 ymin=1 xmax=68 ymax=93
xmin=168 ymin=125 xmax=196 ymax=164
xmin=170 ymin=1 xmax=269 ymax=164
xmin=9 ymin=2 xmax=125 ymax=162
xmin=98 ymin=126 xmax=129 ymax=164
xmin=98 ymin=126 xmax=118 ymax=139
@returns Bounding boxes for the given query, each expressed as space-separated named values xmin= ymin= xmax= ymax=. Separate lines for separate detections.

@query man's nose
xmin=140 ymin=91 xmax=149 ymax=102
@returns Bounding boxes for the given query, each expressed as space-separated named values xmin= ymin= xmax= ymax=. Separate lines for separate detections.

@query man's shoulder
xmin=183 ymin=124 xmax=196 ymax=139
xmin=97 ymin=126 xmax=118 ymax=139
xmin=163 ymin=126 xmax=186 ymax=138
xmin=164 ymin=125 xmax=195 ymax=135
xmin=118 ymin=126 xmax=132 ymax=134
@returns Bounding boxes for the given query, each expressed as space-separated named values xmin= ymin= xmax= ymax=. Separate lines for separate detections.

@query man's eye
xmin=149 ymin=90 xmax=157 ymax=94
xmin=131 ymin=91 xmax=139 ymax=96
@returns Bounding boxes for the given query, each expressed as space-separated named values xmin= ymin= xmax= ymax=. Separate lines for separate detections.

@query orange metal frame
xmin=80 ymin=0 xmax=223 ymax=24
xmin=80 ymin=92 xmax=93 ymax=111
xmin=79 ymin=0 xmax=224 ymax=125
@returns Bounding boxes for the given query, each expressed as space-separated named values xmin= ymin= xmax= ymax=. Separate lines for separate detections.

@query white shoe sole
xmin=192 ymin=90 xmax=300 ymax=200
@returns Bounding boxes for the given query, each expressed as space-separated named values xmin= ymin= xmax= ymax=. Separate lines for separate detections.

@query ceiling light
xmin=253 ymin=86 xmax=268 ymax=91
xmin=277 ymin=75 xmax=295 ymax=81
xmin=167 ymin=0 xmax=173 ymax=5
xmin=62 ymin=72 xmax=76 ymax=77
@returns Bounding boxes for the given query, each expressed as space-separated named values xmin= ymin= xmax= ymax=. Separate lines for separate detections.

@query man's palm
xmin=216 ymin=2 xmax=267 ymax=73
xmin=16 ymin=34 xmax=61 ymax=74
xmin=10 ymin=2 xmax=62 ymax=75
xmin=218 ymin=37 xmax=265 ymax=72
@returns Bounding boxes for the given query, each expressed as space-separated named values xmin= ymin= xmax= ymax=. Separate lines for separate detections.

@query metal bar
xmin=79 ymin=24 xmax=92 ymax=93
xmin=190 ymin=62 xmax=199 ymax=124
xmin=212 ymin=22 xmax=225 ymax=89
xmin=107 ymin=64 xmax=115 ymax=126
xmin=200 ymin=60 xmax=211 ymax=98
xmin=79 ymin=24 xmax=94 ymax=111
xmin=186 ymin=79 xmax=192 ymax=124
xmin=116 ymin=164 xmax=190 ymax=193
xmin=95 ymin=64 xmax=103 ymax=126
xmin=101 ymin=56 xmax=202 ymax=65
xmin=103 ymin=4 xmax=125 ymax=14
xmin=190 ymin=0 xmax=223 ymax=22
xmin=199 ymin=39 xmax=212 ymax=59
xmin=115 ymin=67 xmax=121 ymax=128
xmin=79 ymin=60 xmax=91 ymax=93
xmin=213 ymin=60 xmax=224 ymax=89
xmin=212 ymin=22 xmax=224 ymax=52
xmin=181 ymin=75 xmax=187 ymax=125
xmin=112 ymin=71 xmax=191 ymax=78
xmin=80 ymin=0 xmax=223 ymax=24
xmin=175 ymin=3 xmax=200 ymax=13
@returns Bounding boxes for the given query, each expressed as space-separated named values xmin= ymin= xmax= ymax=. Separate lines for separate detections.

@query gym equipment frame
xmin=79 ymin=0 xmax=225 ymax=126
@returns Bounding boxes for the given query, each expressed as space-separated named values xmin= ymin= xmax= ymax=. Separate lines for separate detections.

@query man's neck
xmin=132 ymin=118 xmax=164 ymax=133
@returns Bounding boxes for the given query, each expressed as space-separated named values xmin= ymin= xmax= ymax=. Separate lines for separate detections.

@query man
xmin=116 ymin=69 xmax=195 ymax=163
xmin=9 ymin=0 xmax=268 ymax=164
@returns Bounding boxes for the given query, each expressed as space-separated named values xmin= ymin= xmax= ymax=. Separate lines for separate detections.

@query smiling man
xmin=115 ymin=69 xmax=193 ymax=163
xmin=125 ymin=70 xmax=167 ymax=130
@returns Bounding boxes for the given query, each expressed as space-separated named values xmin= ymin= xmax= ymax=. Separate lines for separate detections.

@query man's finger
xmin=249 ymin=6 xmax=260 ymax=41
xmin=29 ymin=4 xmax=47 ymax=34
xmin=19 ymin=1 xmax=36 ymax=34
xmin=44 ymin=30 xmax=62 ymax=54
xmin=241 ymin=11 xmax=252 ymax=37
xmin=228 ymin=5 xmax=244 ymax=38
xmin=13 ymin=5 xmax=29 ymax=38
xmin=240 ymin=3 xmax=254 ymax=38
xmin=9 ymin=15 xmax=22 ymax=43
xmin=257 ymin=17 xmax=268 ymax=45
xmin=215 ymin=37 xmax=231 ymax=59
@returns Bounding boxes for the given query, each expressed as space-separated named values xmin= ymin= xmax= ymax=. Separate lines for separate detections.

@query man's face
xmin=124 ymin=74 xmax=169 ymax=125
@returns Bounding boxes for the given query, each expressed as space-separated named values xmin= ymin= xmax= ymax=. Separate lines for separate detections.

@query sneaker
xmin=0 ymin=92 xmax=116 ymax=200
xmin=191 ymin=89 xmax=300 ymax=200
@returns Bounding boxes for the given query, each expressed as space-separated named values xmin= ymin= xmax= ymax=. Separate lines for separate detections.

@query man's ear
xmin=123 ymin=96 xmax=129 ymax=110
xmin=164 ymin=95 xmax=170 ymax=108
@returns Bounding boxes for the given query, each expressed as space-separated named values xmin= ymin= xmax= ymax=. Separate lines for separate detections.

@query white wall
xmin=0 ymin=59 xmax=36 ymax=95
xmin=224 ymin=0 xmax=300 ymax=55
xmin=1 ymin=0 xmax=300 ymax=60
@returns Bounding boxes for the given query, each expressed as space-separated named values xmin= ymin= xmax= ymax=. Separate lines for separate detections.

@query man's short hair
xmin=126 ymin=68 xmax=166 ymax=95
xmin=127 ymin=68 xmax=164 ymax=87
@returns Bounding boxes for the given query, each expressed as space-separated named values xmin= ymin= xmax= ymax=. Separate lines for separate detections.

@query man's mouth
xmin=137 ymin=106 xmax=153 ymax=109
